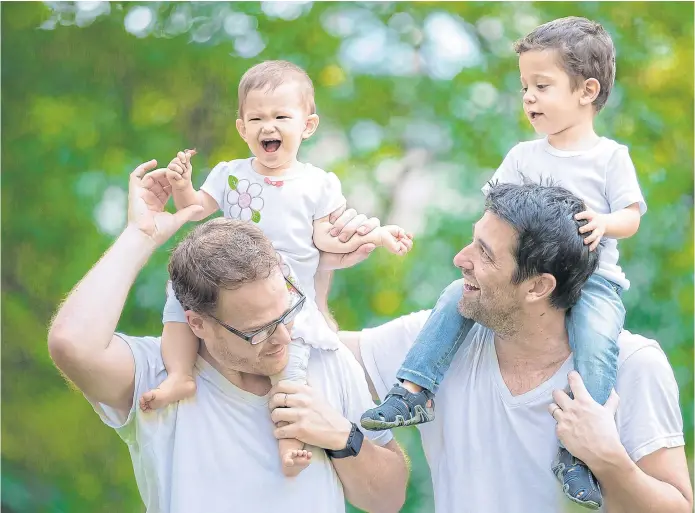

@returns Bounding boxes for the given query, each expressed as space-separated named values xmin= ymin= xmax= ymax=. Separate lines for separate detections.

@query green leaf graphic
xmin=251 ymin=210 xmax=261 ymax=223
xmin=228 ymin=175 xmax=239 ymax=190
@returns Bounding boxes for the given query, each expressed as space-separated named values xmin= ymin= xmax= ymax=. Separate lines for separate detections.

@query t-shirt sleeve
xmin=86 ymin=334 xmax=166 ymax=442
xmin=162 ymin=281 xmax=187 ymax=324
xmin=482 ymin=144 xmax=523 ymax=196
xmin=200 ymin=161 xmax=232 ymax=210
xmin=359 ymin=310 xmax=432 ymax=401
xmin=333 ymin=346 xmax=393 ymax=447
xmin=615 ymin=344 xmax=684 ymax=462
xmin=605 ymin=146 xmax=647 ymax=215
xmin=314 ymin=171 xmax=346 ymax=220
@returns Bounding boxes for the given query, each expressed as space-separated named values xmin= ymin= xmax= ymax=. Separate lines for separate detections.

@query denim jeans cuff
xmin=396 ymin=368 xmax=439 ymax=394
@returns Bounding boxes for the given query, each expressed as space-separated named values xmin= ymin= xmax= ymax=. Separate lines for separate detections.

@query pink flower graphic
xmin=227 ymin=177 xmax=264 ymax=222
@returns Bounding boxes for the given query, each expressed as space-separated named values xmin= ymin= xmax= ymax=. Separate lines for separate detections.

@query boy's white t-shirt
xmin=360 ymin=311 xmax=684 ymax=513
xmin=483 ymin=137 xmax=647 ymax=290
xmin=201 ymin=158 xmax=346 ymax=305
xmin=89 ymin=334 xmax=392 ymax=513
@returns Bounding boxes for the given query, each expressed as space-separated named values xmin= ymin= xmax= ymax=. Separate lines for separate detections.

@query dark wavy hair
xmin=485 ymin=181 xmax=600 ymax=309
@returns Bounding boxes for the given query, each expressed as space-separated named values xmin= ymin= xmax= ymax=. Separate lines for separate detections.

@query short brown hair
xmin=169 ymin=218 xmax=280 ymax=316
xmin=237 ymin=60 xmax=316 ymax=117
xmin=514 ymin=16 xmax=616 ymax=112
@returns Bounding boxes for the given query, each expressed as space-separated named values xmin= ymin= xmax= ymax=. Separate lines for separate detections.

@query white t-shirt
xmin=360 ymin=311 xmax=684 ymax=513
xmin=90 ymin=334 xmax=392 ymax=513
xmin=201 ymin=158 xmax=346 ymax=305
xmin=483 ymin=137 xmax=647 ymax=290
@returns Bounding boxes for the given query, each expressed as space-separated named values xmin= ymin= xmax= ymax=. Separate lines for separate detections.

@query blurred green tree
xmin=2 ymin=2 xmax=692 ymax=512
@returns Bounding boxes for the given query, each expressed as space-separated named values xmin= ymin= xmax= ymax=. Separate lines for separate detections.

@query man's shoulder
xmin=616 ymin=330 xmax=673 ymax=382
xmin=617 ymin=329 xmax=664 ymax=366
xmin=115 ymin=333 xmax=164 ymax=368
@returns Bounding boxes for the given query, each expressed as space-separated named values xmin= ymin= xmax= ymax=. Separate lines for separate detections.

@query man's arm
xmin=48 ymin=161 xmax=201 ymax=412
xmin=551 ymin=371 xmax=692 ymax=513
xmin=333 ymin=438 xmax=408 ymax=513
xmin=48 ymin=227 xmax=152 ymax=412
xmin=598 ymin=446 xmax=693 ymax=513
xmin=269 ymin=381 xmax=408 ymax=513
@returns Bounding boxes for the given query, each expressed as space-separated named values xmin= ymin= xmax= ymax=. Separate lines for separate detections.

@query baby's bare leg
xmin=272 ymin=339 xmax=312 ymax=477
xmin=140 ymin=322 xmax=199 ymax=411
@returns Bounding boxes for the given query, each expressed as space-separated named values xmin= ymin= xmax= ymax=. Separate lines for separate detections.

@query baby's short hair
xmin=237 ymin=60 xmax=316 ymax=117
xmin=514 ymin=16 xmax=616 ymax=112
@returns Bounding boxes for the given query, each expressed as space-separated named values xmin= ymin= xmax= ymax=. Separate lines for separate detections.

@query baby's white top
xmin=202 ymin=158 xmax=346 ymax=304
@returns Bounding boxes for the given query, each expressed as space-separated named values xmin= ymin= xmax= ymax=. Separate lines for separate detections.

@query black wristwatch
xmin=325 ymin=422 xmax=364 ymax=459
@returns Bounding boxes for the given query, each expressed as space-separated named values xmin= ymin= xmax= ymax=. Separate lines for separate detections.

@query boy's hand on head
xmin=166 ymin=149 xmax=197 ymax=191
xmin=575 ymin=209 xmax=607 ymax=252
xmin=378 ymin=225 xmax=413 ymax=255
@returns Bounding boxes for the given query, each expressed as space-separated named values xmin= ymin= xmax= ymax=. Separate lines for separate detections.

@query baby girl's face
xmin=236 ymin=81 xmax=317 ymax=175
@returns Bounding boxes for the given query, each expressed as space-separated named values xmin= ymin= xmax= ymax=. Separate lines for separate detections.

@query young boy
xmin=361 ymin=16 xmax=646 ymax=510
xmin=142 ymin=60 xmax=412 ymax=477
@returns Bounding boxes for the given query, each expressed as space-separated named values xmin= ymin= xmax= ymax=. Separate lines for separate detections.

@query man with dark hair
xmin=342 ymin=182 xmax=692 ymax=512
xmin=47 ymin=160 xmax=408 ymax=513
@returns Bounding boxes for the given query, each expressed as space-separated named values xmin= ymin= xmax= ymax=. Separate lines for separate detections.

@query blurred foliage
xmin=2 ymin=2 xmax=693 ymax=512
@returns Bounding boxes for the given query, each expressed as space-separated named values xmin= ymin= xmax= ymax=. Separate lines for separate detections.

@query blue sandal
xmin=552 ymin=447 xmax=603 ymax=510
xmin=360 ymin=383 xmax=435 ymax=431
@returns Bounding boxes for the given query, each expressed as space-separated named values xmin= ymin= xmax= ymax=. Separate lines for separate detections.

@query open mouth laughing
xmin=463 ymin=278 xmax=480 ymax=293
xmin=261 ymin=139 xmax=282 ymax=153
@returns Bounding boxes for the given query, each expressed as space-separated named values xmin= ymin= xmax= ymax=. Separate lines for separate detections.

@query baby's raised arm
xmin=167 ymin=149 xmax=218 ymax=222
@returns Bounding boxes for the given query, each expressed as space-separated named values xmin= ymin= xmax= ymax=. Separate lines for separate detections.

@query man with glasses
xmin=47 ymin=160 xmax=408 ymax=513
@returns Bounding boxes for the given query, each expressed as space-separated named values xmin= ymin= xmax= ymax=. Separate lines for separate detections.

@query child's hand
xmin=166 ymin=149 xmax=196 ymax=191
xmin=575 ymin=209 xmax=607 ymax=251
xmin=378 ymin=225 xmax=414 ymax=255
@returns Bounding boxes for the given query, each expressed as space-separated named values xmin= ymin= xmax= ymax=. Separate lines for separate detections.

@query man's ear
xmin=525 ymin=273 xmax=557 ymax=303
xmin=302 ymin=114 xmax=319 ymax=140
xmin=579 ymin=78 xmax=601 ymax=107
xmin=236 ymin=118 xmax=248 ymax=142
xmin=186 ymin=311 xmax=207 ymax=340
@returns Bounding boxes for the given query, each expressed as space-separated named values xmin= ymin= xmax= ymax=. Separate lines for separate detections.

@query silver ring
xmin=284 ymin=393 xmax=288 ymax=407
xmin=550 ymin=404 xmax=561 ymax=420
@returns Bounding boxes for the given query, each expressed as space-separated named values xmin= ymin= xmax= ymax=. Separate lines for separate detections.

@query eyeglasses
xmin=210 ymin=277 xmax=306 ymax=345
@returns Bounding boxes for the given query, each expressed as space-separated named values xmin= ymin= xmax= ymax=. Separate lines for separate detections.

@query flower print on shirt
xmin=227 ymin=175 xmax=264 ymax=222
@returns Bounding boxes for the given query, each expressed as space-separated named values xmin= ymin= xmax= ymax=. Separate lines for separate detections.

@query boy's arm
xmin=603 ymin=203 xmax=641 ymax=238
xmin=576 ymin=203 xmax=641 ymax=251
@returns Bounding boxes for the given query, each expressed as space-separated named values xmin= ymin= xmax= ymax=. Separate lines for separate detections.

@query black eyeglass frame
xmin=210 ymin=277 xmax=306 ymax=345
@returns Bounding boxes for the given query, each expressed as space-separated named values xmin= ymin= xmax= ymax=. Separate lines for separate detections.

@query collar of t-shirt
xmin=541 ymin=136 xmax=608 ymax=158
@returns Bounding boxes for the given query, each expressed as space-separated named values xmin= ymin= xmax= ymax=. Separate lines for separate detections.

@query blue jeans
xmin=397 ymin=274 xmax=624 ymax=404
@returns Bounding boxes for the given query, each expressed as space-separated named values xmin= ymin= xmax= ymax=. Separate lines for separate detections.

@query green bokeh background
xmin=2 ymin=2 xmax=693 ymax=512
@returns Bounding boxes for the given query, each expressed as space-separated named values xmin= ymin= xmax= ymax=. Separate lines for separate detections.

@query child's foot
xmin=552 ymin=447 xmax=602 ymax=510
xmin=360 ymin=382 xmax=435 ymax=431
xmin=139 ymin=374 xmax=196 ymax=412
xmin=281 ymin=449 xmax=313 ymax=477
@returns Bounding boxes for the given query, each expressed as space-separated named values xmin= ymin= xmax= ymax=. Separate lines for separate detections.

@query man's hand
xmin=329 ymin=206 xmax=381 ymax=241
xmin=269 ymin=381 xmax=353 ymax=451
xmin=166 ymin=149 xmax=196 ymax=192
xmin=576 ymin=209 xmax=607 ymax=251
xmin=549 ymin=371 xmax=623 ymax=468
xmin=129 ymin=159 xmax=204 ymax=246
xmin=318 ymin=205 xmax=381 ymax=270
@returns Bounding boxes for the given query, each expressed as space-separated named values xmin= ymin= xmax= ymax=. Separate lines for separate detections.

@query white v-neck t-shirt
xmin=90 ymin=334 xmax=392 ymax=513
xmin=360 ymin=310 xmax=684 ymax=513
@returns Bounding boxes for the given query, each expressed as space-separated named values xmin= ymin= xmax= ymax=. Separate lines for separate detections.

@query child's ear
xmin=236 ymin=118 xmax=247 ymax=142
xmin=579 ymin=78 xmax=601 ymax=106
xmin=302 ymin=114 xmax=320 ymax=140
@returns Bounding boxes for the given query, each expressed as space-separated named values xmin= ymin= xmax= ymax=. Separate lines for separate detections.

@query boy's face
xmin=236 ymin=81 xmax=318 ymax=172
xmin=518 ymin=50 xmax=587 ymax=136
